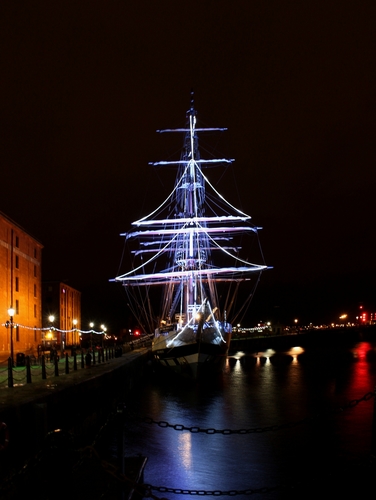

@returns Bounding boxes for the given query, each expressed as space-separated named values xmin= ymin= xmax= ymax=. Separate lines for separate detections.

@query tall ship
xmin=112 ymin=95 xmax=269 ymax=378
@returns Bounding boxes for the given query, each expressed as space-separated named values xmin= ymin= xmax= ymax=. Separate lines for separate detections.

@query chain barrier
xmin=1 ymin=394 xmax=375 ymax=499
xmin=126 ymin=390 xmax=375 ymax=435
xmin=30 ymin=366 xmax=42 ymax=376
xmin=144 ymin=452 xmax=376 ymax=497
xmin=0 ymin=352 xmax=104 ymax=388
xmin=11 ymin=372 xmax=26 ymax=384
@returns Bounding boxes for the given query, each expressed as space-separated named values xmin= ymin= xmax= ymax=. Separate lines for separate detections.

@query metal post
xmin=26 ymin=355 xmax=32 ymax=383
xmin=81 ymin=350 xmax=84 ymax=368
xmin=98 ymin=349 xmax=101 ymax=364
xmin=73 ymin=351 xmax=77 ymax=371
xmin=9 ymin=318 xmax=14 ymax=368
xmin=7 ymin=357 xmax=13 ymax=388
xmin=54 ymin=355 xmax=59 ymax=376
xmin=6 ymin=311 xmax=15 ymax=368
xmin=65 ymin=352 xmax=69 ymax=374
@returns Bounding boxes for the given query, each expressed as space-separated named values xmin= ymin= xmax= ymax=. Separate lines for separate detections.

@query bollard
xmin=73 ymin=351 xmax=77 ymax=371
xmin=65 ymin=353 xmax=69 ymax=374
xmin=97 ymin=349 xmax=101 ymax=364
xmin=102 ymin=348 xmax=105 ymax=363
xmin=105 ymin=348 xmax=108 ymax=361
xmin=93 ymin=349 xmax=96 ymax=365
xmin=54 ymin=355 xmax=59 ymax=376
xmin=81 ymin=351 xmax=84 ymax=368
xmin=26 ymin=355 xmax=32 ymax=383
xmin=42 ymin=355 xmax=47 ymax=379
xmin=7 ymin=357 xmax=13 ymax=388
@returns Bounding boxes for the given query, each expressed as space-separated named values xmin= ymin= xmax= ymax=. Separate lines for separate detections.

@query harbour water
xmin=111 ymin=340 xmax=376 ymax=499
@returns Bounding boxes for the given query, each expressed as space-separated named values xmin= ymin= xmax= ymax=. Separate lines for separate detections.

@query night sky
xmin=1 ymin=1 xmax=375 ymax=330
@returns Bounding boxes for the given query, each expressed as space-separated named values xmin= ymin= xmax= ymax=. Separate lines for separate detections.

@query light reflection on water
xmin=114 ymin=341 xmax=376 ymax=499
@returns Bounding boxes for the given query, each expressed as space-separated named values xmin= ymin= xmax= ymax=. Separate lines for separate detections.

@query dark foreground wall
xmin=0 ymin=350 xmax=151 ymax=474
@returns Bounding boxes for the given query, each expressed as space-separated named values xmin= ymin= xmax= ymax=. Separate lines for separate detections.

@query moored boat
xmin=112 ymin=93 xmax=270 ymax=378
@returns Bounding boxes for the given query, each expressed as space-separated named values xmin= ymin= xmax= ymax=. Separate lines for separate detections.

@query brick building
xmin=42 ymin=281 xmax=81 ymax=349
xmin=0 ymin=211 xmax=43 ymax=361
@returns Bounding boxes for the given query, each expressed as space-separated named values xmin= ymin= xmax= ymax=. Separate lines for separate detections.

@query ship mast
xmin=112 ymin=94 xmax=270 ymax=330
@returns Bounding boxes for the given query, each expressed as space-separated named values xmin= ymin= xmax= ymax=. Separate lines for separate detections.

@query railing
xmin=0 ymin=346 xmax=129 ymax=389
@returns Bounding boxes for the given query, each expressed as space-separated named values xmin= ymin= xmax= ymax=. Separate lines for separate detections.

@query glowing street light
xmin=73 ymin=319 xmax=77 ymax=345
xmin=101 ymin=324 xmax=106 ymax=347
xmin=89 ymin=322 xmax=94 ymax=349
xmin=339 ymin=314 xmax=348 ymax=326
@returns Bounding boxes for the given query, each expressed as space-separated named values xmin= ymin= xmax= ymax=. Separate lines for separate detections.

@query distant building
xmin=0 ymin=211 xmax=43 ymax=360
xmin=42 ymin=281 xmax=81 ymax=349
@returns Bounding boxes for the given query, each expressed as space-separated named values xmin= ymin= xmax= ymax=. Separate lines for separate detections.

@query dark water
xmin=113 ymin=341 xmax=376 ymax=498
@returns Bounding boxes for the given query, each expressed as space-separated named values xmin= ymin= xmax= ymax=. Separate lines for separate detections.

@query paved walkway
xmin=0 ymin=347 xmax=149 ymax=415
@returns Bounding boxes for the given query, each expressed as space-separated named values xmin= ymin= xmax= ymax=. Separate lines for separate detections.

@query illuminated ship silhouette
xmin=112 ymin=94 xmax=270 ymax=378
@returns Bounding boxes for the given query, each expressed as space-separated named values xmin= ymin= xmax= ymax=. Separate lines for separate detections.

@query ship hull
xmin=152 ymin=334 xmax=231 ymax=379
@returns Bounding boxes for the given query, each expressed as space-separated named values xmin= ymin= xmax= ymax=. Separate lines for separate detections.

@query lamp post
xmin=101 ymin=324 xmax=106 ymax=348
xmin=89 ymin=322 xmax=94 ymax=350
xmin=294 ymin=318 xmax=298 ymax=333
xmin=339 ymin=314 xmax=347 ymax=327
xmin=7 ymin=307 xmax=15 ymax=367
xmin=73 ymin=319 xmax=77 ymax=346
xmin=48 ymin=315 xmax=55 ymax=346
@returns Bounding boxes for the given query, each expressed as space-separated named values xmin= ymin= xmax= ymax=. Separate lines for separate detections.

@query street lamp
xmin=101 ymin=324 xmax=106 ymax=348
xmin=90 ymin=322 xmax=94 ymax=350
xmin=339 ymin=314 xmax=347 ymax=327
xmin=73 ymin=319 xmax=77 ymax=346
xmin=7 ymin=307 xmax=15 ymax=367
xmin=48 ymin=315 xmax=55 ymax=344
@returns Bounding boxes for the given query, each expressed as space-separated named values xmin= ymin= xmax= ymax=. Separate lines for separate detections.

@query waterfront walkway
xmin=0 ymin=346 xmax=150 ymax=499
xmin=0 ymin=347 xmax=149 ymax=415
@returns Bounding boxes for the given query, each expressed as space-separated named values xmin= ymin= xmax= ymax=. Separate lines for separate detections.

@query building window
xmin=15 ymin=277 xmax=19 ymax=292
xmin=34 ymin=248 xmax=37 ymax=258
xmin=34 ymin=265 xmax=37 ymax=277
xmin=34 ymin=304 xmax=37 ymax=318
xmin=34 ymin=327 xmax=37 ymax=342
xmin=15 ymin=325 xmax=20 ymax=342
xmin=15 ymin=255 xmax=19 ymax=269
xmin=34 ymin=284 xmax=37 ymax=297
xmin=15 ymin=300 xmax=19 ymax=315
xmin=15 ymin=236 xmax=19 ymax=248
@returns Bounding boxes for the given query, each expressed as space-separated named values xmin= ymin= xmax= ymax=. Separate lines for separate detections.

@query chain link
xmin=1 ymin=392 xmax=375 ymax=499
xmin=145 ymin=484 xmax=281 ymax=496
